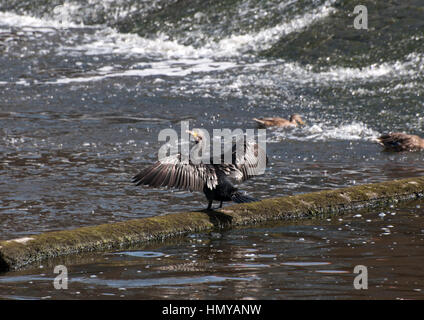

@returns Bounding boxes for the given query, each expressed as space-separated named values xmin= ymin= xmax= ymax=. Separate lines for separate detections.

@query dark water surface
xmin=1 ymin=200 xmax=423 ymax=299
xmin=0 ymin=0 xmax=423 ymax=299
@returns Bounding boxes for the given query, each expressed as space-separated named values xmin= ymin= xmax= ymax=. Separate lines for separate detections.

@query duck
xmin=253 ymin=114 xmax=305 ymax=128
xmin=376 ymin=132 xmax=424 ymax=152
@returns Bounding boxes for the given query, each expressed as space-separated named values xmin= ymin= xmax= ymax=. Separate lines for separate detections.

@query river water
xmin=0 ymin=0 xmax=423 ymax=299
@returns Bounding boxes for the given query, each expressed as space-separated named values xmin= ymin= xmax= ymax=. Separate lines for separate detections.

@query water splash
xmin=268 ymin=122 xmax=380 ymax=142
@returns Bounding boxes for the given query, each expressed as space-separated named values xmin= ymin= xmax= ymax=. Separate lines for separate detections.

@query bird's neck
xmin=190 ymin=141 xmax=205 ymax=163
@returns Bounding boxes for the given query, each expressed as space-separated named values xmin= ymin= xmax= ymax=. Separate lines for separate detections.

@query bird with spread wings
xmin=132 ymin=129 xmax=268 ymax=209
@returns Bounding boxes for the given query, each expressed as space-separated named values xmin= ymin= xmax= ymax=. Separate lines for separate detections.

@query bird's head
xmin=290 ymin=114 xmax=305 ymax=126
xmin=186 ymin=129 xmax=204 ymax=144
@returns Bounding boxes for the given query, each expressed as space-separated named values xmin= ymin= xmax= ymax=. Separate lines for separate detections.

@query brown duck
xmin=376 ymin=132 xmax=424 ymax=152
xmin=253 ymin=114 xmax=305 ymax=128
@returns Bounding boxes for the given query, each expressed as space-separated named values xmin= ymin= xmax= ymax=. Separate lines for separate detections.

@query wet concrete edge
xmin=1 ymin=176 xmax=424 ymax=271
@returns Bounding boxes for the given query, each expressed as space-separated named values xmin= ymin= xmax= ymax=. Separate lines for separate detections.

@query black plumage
xmin=376 ymin=132 xmax=424 ymax=152
xmin=132 ymin=129 xmax=267 ymax=209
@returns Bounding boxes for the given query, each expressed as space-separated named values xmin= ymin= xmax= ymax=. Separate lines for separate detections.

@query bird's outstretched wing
xmin=214 ymin=138 xmax=268 ymax=182
xmin=132 ymin=153 xmax=218 ymax=192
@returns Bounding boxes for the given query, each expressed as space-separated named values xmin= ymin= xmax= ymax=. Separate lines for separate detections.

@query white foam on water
xmin=0 ymin=1 xmax=139 ymax=29
xmin=55 ymin=0 xmax=336 ymax=59
xmin=314 ymin=59 xmax=423 ymax=83
xmin=271 ymin=54 xmax=424 ymax=85
xmin=0 ymin=11 xmax=84 ymax=30
xmin=59 ymin=31 xmax=202 ymax=59
xmin=303 ymin=122 xmax=381 ymax=141
xmin=48 ymin=0 xmax=167 ymax=26
xmin=205 ymin=0 xmax=336 ymax=57
xmin=1 ymin=2 xmax=421 ymax=88
xmin=48 ymin=59 xmax=239 ymax=84
xmin=0 ymin=1 xmax=337 ymax=86
xmin=268 ymin=122 xmax=380 ymax=142
xmin=350 ymin=80 xmax=424 ymax=97
xmin=181 ymin=52 xmax=424 ymax=101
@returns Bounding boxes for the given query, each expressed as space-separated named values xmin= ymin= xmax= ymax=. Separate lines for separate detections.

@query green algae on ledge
xmin=1 ymin=176 xmax=424 ymax=271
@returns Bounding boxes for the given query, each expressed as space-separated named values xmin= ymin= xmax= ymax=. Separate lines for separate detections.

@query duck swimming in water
xmin=376 ymin=132 xmax=424 ymax=152
xmin=253 ymin=114 xmax=305 ymax=128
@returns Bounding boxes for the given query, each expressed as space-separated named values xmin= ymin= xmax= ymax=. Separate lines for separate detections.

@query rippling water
xmin=0 ymin=0 xmax=423 ymax=299
xmin=1 ymin=200 xmax=423 ymax=299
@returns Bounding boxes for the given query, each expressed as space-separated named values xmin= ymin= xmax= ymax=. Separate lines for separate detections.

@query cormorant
xmin=132 ymin=129 xmax=267 ymax=209
xmin=253 ymin=114 xmax=305 ymax=128
xmin=376 ymin=132 xmax=424 ymax=152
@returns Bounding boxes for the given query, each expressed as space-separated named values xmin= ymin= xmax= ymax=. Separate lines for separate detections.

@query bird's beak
xmin=186 ymin=130 xmax=198 ymax=138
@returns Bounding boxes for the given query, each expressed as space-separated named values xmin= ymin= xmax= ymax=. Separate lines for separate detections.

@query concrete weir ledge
xmin=1 ymin=176 xmax=424 ymax=271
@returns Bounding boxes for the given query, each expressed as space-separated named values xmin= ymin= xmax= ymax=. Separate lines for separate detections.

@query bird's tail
xmin=231 ymin=192 xmax=258 ymax=204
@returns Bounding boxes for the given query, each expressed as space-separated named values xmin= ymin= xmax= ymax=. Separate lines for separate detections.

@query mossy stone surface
xmin=1 ymin=176 xmax=424 ymax=271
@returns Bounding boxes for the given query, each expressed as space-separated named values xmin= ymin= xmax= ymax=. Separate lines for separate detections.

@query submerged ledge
xmin=1 ymin=176 xmax=424 ymax=271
